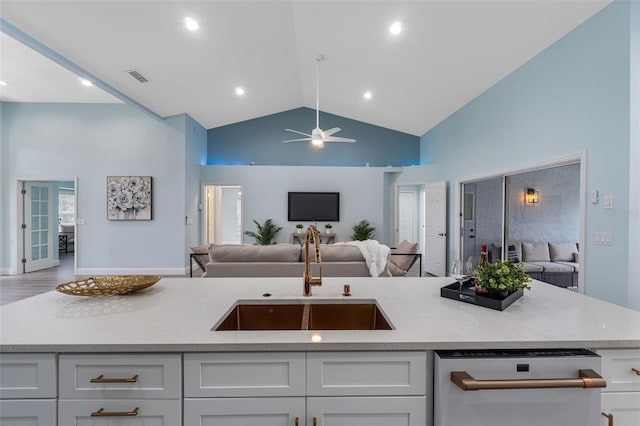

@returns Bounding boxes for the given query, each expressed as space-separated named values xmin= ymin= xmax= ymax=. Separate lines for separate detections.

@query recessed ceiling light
xmin=363 ymin=91 xmax=373 ymax=100
xmin=389 ymin=21 xmax=402 ymax=35
xmin=79 ymin=79 xmax=93 ymax=87
xmin=185 ymin=17 xmax=199 ymax=31
xmin=0 ymin=81 xmax=8 ymax=86
xmin=235 ymin=87 xmax=245 ymax=96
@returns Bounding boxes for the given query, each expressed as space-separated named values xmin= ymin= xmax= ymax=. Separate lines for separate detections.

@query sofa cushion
xmin=208 ymin=244 xmax=301 ymax=262
xmin=521 ymin=262 xmax=544 ymax=273
xmin=555 ymin=261 xmax=579 ymax=272
xmin=390 ymin=240 xmax=418 ymax=271
xmin=304 ymin=244 xmax=364 ymax=262
xmin=549 ymin=242 xmax=578 ymax=262
xmin=190 ymin=245 xmax=210 ymax=270
xmin=521 ymin=242 xmax=550 ymax=262
xmin=527 ymin=261 xmax=574 ymax=273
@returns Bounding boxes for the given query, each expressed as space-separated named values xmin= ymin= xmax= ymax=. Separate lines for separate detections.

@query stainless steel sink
xmin=213 ymin=300 xmax=393 ymax=331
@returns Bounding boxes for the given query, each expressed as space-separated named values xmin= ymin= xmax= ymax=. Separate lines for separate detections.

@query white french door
xmin=24 ymin=181 xmax=55 ymax=272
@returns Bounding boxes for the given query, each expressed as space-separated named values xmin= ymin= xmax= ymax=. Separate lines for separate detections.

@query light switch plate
xmin=594 ymin=232 xmax=612 ymax=246
xmin=591 ymin=190 xmax=598 ymax=204
xmin=603 ymin=195 xmax=613 ymax=209
xmin=76 ymin=218 xmax=85 ymax=225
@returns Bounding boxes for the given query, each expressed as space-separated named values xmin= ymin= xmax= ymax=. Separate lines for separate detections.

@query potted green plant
xmin=350 ymin=220 xmax=375 ymax=241
xmin=244 ymin=219 xmax=283 ymax=245
xmin=296 ymin=223 xmax=303 ymax=234
xmin=474 ymin=260 xmax=532 ymax=298
xmin=324 ymin=223 xmax=333 ymax=233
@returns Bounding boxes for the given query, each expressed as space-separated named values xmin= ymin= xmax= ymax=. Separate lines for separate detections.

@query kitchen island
xmin=1 ymin=277 xmax=639 ymax=425
xmin=1 ymin=276 xmax=638 ymax=352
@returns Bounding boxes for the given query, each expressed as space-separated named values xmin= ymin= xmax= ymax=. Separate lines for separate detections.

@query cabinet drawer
xmin=597 ymin=349 xmax=640 ymax=392
xmin=184 ymin=397 xmax=305 ymax=425
xmin=601 ymin=392 xmax=640 ymax=426
xmin=307 ymin=351 xmax=427 ymax=396
xmin=0 ymin=399 xmax=56 ymax=426
xmin=0 ymin=353 xmax=57 ymax=399
xmin=184 ymin=352 xmax=306 ymax=397
xmin=58 ymin=399 xmax=181 ymax=425
xmin=59 ymin=354 xmax=181 ymax=399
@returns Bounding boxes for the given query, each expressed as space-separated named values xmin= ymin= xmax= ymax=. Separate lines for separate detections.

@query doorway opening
xmin=457 ymin=155 xmax=584 ymax=292
xmin=16 ymin=178 xmax=77 ymax=275
xmin=203 ymin=185 xmax=243 ymax=245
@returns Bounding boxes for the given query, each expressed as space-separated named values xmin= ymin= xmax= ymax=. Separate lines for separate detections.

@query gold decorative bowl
xmin=56 ymin=275 xmax=161 ymax=296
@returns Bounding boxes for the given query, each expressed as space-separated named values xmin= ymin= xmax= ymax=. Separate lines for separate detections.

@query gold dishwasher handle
xmin=91 ymin=407 xmax=139 ymax=417
xmin=294 ymin=417 xmax=299 ymax=426
xmin=451 ymin=369 xmax=606 ymax=391
xmin=90 ymin=374 xmax=138 ymax=383
xmin=602 ymin=412 xmax=614 ymax=426
xmin=313 ymin=417 xmax=317 ymax=426
xmin=631 ymin=367 xmax=640 ymax=376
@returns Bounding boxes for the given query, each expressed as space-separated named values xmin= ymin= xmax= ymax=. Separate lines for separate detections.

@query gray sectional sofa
xmin=490 ymin=242 xmax=579 ymax=287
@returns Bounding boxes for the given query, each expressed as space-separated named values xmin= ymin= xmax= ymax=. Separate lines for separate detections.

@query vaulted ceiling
xmin=0 ymin=1 xmax=610 ymax=136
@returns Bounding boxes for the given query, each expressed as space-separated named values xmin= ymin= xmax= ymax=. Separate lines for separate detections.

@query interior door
xmin=24 ymin=181 xmax=55 ymax=272
xmin=462 ymin=186 xmax=476 ymax=262
xmin=205 ymin=185 xmax=243 ymax=245
xmin=425 ymin=181 xmax=447 ymax=277
xmin=398 ymin=191 xmax=416 ymax=243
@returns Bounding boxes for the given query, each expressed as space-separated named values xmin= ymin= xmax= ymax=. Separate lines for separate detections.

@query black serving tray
xmin=440 ymin=279 xmax=523 ymax=311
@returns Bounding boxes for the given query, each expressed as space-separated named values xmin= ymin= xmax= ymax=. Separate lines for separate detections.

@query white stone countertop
xmin=1 ymin=277 xmax=639 ymax=353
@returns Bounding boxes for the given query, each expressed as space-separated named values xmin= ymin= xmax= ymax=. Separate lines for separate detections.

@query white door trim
xmin=14 ymin=176 xmax=78 ymax=276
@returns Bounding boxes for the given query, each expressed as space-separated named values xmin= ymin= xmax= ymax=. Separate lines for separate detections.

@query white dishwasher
xmin=434 ymin=349 xmax=606 ymax=426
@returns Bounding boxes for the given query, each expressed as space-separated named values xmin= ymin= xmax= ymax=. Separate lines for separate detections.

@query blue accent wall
xmin=420 ymin=2 xmax=634 ymax=307
xmin=207 ymin=107 xmax=419 ymax=167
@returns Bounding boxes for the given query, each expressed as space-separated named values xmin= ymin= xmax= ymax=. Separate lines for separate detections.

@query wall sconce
xmin=525 ymin=188 xmax=539 ymax=204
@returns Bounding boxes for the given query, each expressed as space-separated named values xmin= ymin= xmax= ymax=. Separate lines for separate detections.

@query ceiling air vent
xmin=126 ymin=69 xmax=150 ymax=83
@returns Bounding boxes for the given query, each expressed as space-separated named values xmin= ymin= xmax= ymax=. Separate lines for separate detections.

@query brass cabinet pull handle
xmin=313 ymin=417 xmax=317 ymax=426
xmin=294 ymin=417 xmax=299 ymax=426
xmin=601 ymin=411 xmax=614 ymax=426
xmin=451 ymin=369 xmax=606 ymax=391
xmin=91 ymin=407 xmax=139 ymax=417
xmin=90 ymin=374 xmax=138 ymax=383
xmin=632 ymin=368 xmax=640 ymax=376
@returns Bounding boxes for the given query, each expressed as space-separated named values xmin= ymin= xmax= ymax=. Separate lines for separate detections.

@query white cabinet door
xmin=307 ymin=351 xmax=428 ymax=396
xmin=184 ymin=352 xmax=306 ymax=397
xmin=0 ymin=399 xmax=56 ymax=426
xmin=184 ymin=397 xmax=305 ymax=426
xmin=307 ymin=396 xmax=427 ymax=426
xmin=601 ymin=393 xmax=640 ymax=426
xmin=0 ymin=353 xmax=57 ymax=399
xmin=58 ymin=399 xmax=181 ymax=425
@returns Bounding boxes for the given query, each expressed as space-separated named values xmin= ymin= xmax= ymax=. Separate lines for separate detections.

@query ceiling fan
xmin=283 ymin=54 xmax=356 ymax=148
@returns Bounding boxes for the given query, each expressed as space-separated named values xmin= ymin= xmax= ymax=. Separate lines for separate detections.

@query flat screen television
xmin=288 ymin=192 xmax=339 ymax=222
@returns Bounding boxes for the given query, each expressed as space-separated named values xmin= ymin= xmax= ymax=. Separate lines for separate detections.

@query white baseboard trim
xmin=77 ymin=268 xmax=186 ymax=276
xmin=0 ymin=267 xmax=16 ymax=276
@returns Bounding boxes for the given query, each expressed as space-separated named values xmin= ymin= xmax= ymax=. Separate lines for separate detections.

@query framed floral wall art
xmin=107 ymin=176 xmax=152 ymax=220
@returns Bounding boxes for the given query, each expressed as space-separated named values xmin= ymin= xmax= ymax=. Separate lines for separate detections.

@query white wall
xmin=200 ymin=165 xmax=392 ymax=245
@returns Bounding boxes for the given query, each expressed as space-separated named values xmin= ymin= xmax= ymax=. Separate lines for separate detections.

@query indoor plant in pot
xmin=474 ymin=260 xmax=531 ymax=298
xmin=296 ymin=223 xmax=303 ymax=233
xmin=324 ymin=223 xmax=333 ymax=234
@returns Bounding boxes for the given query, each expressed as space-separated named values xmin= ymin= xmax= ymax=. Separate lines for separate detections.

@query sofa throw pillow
xmin=390 ymin=240 xmax=418 ymax=272
xmin=190 ymin=245 xmax=210 ymax=270
xmin=521 ymin=242 xmax=551 ymax=262
xmin=506 ymin=244 xmax=520 ymax=263
xmin=549 ymin=242 xmax=578 ymax=262
xmin=387 ymin=260 xmax=407 ymax=277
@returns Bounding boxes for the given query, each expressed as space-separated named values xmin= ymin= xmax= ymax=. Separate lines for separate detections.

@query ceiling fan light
xmin=311 ymin=138 xmax=324 ymax=148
